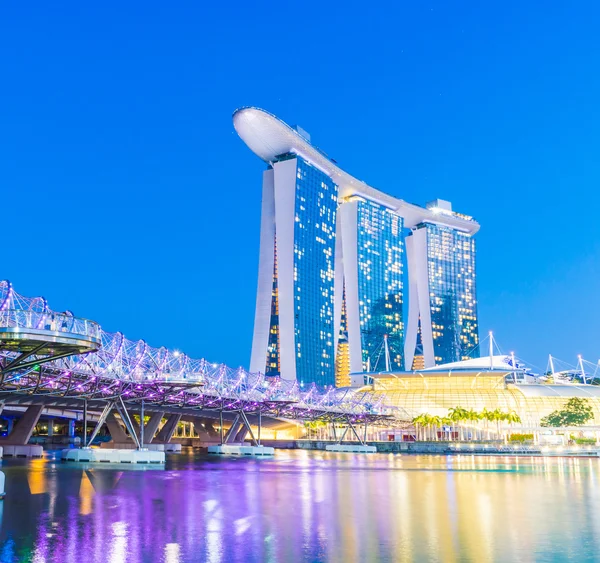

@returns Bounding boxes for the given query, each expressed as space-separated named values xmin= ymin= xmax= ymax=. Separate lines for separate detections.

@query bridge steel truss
xmin=0 ymin=281 xmax=409 ymax=433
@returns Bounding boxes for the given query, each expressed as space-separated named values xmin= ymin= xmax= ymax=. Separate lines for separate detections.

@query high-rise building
xmin=404 ymin=200 xmax=479 ymax=369
xmin=234 ymin=108 xmax=480 ymax=387
xmin=337 ymin=197 xmax=405 ymax=375
xmin=248 ymin=151 xmax=338 ymax=387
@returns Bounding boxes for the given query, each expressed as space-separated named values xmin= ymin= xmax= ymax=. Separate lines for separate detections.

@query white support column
xmin=340 ymin=201 xmax=363 ymax=374
xmin=406 ymin=228 xmax=435 ymax=368
xmin=273 ymin=158 xmax=299 ymax=381
xmin=333 ymin=206 xmax=345 ymax=356
xmin=250 ymin=169 xmax=276 ymax=374
xmin=404 ymin=233 xmax=419 ymax=371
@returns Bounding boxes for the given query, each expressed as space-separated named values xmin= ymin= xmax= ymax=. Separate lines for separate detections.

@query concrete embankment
xmin=259 ymin=440 xmax=600 ymax=457
xmin=259 ymin=439 xmax=444 ymax=453
xmin=293 ymin=440 xmax=454 ymax=453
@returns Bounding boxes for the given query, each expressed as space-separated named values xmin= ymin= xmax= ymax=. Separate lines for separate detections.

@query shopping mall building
xmin=365 ymin=355 xmax=600 ymax=430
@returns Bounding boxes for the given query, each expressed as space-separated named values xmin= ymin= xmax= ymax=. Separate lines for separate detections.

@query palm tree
xmin=474 ymin=410 xmax=486 ymax=441
xmin=481 ymin=408 xmax=495 ymax=440
xmin=441 ymin=416 xmax=453 ymax=441
xmin=490 ymin=409 xmax=506 ymax=438
xmin=430 ymin=415 xmax=442 ymax=441
xmin=506 ymin=411 xmax=521 ymax=426
xmin=465 ymin=409 xmax=480 ymax=441
xmin=412 ymin=415 xmax=423 ymax=440
xmin=448 ymin=406 xmax=467 ymax=440
xmin=412 ymin=414 xmax=430 ymax=441
xmin=505 ymin=411 xmax=521 ymax=439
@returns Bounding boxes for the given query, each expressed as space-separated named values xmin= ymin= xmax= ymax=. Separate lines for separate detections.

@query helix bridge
xmin=0 ymin=281 xmax=402 ymax=438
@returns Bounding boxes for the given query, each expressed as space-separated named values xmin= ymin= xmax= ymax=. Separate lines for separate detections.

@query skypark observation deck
xmin=233 ymin=107 xmax=479 ymax=234
xmin=0 ymin=281 xmax=402 ymax=434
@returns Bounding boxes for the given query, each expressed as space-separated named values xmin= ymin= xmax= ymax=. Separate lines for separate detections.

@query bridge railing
xmin=0 ymin=309 xmax=101 ymax=342
xmin=0 ymin=281 xmax=408 ymax=420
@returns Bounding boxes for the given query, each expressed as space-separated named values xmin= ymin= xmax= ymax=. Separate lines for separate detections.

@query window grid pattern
xmin=424 ymin=223 xmax=479 ymax=364
xmin=293 ymin=157 xmax=338 ymax=387
xmin=265 ymin=237 xmax=280 ymax=376
xmin=357 ymin=201 xmax=404 ymax=370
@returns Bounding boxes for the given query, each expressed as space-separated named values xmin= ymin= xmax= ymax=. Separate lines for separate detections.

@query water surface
xmin=0 ymin=449 xmax=598 ymax=562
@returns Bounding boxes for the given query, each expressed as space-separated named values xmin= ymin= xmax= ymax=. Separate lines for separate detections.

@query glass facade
xmin=370 ymin=371 xmax=600 ymax=428
xmin=293 ymin=157 xmax=338 ymax=387
xmin=421 ymin=223 xmax=479 ymax=364
xmin=265 ymin=239 xmax=280 ymax=376
xmin=356 ymin=200 xmax=405 ymax=370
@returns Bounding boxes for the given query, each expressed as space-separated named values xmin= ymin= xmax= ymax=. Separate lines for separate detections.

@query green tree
xmin=481 ymin=408 xmax=493 ymax=439
xmin=412 ymin=414 xmax=430 ymax=441
xmin=465 ymin=409 xmax=480 ymax=440
xmin=484 ymin=408 xmax=507 ymax=437
xmin=505 ymin=411 xmax=521 ymax=426
xmin=440 ymin=417 xmax=453 ymax=441
xmin=541 ymin=398 xmax=594 ymax=427
xmin=430 ymin=416 xmax=443 ymax=441
xmin=448 ymin=406 xmax=467 ymax=440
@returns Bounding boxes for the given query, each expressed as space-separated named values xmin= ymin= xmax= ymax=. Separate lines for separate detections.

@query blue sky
xmin=1 ymin=2 xmax=599 ymax=372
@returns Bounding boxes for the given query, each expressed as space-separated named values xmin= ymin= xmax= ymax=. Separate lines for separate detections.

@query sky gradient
xmin=2 ymin=2 xmax=599 ymax=373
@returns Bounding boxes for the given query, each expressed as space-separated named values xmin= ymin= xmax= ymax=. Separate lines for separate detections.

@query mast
xmin=511 ymin=351 xmax=517 ymax=383
xmin=384 ymin=334 xmax=391 ymax=372
xmin=549 ymin=354 xmax=556 ymax=377
xmin=578 ymin=354 xmax=587 ymax=384
xmin=488 ymin=331 xmax=494 ymax=371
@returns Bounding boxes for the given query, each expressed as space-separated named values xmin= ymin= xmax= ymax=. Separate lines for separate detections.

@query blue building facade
xmin=422 ymin=223 xmax=479 ymax=364
xmin=356 ymin=200 xmax=405 ymax=370
xmin=292 ymin=157 xmax=338 ymax=386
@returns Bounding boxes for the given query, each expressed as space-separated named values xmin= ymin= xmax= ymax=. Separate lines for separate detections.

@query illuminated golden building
xmin=411 ymin=355 xmax=425 ymax=371
xmin=366 ymin=356 xmax=600 ymax=428
xmin=335 ymin=337 xmax=351 ymax=387
xmin=335 ymin=288 xmax=351 ymax=387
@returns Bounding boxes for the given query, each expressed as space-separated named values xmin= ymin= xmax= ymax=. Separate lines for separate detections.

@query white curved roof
xmin=233 ymin=107 xmax=479 ymax=233
xmin=515 ymin=385 xmax=600 ymax=398
xmin=422 ymin=355 xmax=516 ymax=372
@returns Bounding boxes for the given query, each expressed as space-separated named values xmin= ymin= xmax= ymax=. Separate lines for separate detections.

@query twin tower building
xmin=234 ymin=108 xmax=480 ymax=388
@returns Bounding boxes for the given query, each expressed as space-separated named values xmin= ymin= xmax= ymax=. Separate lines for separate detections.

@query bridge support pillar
xmin=2 ymin=405 xmax=43 ymax=445
xmin=234 ymin=426 xmax=249 ymax=443
xmin=156 ymin=414 xmax=181 ymax=443
xmin=223 ymin=416 xmax=242 ymax=444
xmin=105 ymin=412 xmax=130 ymax=444
xmin=192 ymin=418 xmax=219 ymax=440
xmin=136 ymin=412 xmax=164 ymax=444
xmin=223 ymin=412 xmax=258 ymax=446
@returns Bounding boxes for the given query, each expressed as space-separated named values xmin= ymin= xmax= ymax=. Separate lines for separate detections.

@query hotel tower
xmin=234 ymin=108 xmax=480 ymax=388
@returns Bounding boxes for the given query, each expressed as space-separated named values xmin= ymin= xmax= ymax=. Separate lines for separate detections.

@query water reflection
xmin=0 ymin=451 xmax=599 ymax=562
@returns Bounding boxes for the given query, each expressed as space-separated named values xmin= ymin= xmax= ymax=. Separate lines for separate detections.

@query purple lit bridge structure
xmin=0 ymin=281 xmax=406 ymax=449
